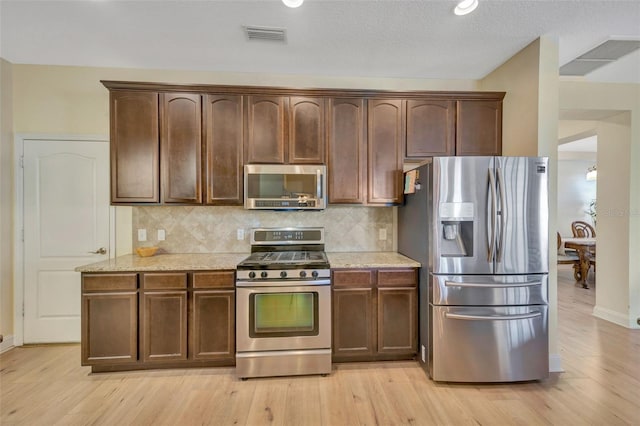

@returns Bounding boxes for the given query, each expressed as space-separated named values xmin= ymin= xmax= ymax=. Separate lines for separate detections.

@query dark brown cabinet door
xmin=377 ymin=288 xmax=417 ymax=354
xmin=245 ymin=96 xmax=287 ymax=164
xmin=81 ymin=292 xmax=138 ymax=365
xmin=327 ymin=98 xmax=366 ymax=204
xmin=289 ymin=97 xmax=325 ymax=164
xmin=203 ymin=94 xmax=243 ymax=205
xmin=367 ymin=99 xmax=404 ymax=205
xmin=406 ymin=99 xmax=455 ymax=158
xmin=81 ymin=273 xmax=138 ymax=366
xmin=190 ymin=290 xmax=235 ymax=361
xmin=160 ymin=93 xmax=202 ymax=204
xmin=332 ymin=288 xmax=375 ymax=359
xmin=141 ymin=291 xmax=188 ymax=362
xmin=110 ymin=91 xmax=159 ymax=203
xmin=456 ymin=100 xmax=503 ymax=156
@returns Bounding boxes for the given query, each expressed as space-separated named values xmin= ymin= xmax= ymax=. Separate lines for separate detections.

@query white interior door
xmin=23 ymin=139 xmax=110 ymax=343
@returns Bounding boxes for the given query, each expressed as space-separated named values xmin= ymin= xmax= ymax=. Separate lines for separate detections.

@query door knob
xmin=88 ymin=247 xmax=107 ymax=255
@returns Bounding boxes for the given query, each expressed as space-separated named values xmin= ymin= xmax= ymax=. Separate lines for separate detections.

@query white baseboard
xmin=0 ymin=335 xmax=15 ymax=353
xmin=593 ymin=305 xmax=632 ymax=328
xmin=549 ymin=353 xmax=564 ymax=373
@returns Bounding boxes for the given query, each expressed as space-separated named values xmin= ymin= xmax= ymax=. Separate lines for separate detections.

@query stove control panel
xmin=236 ymin=268 xmax=331 ymax=281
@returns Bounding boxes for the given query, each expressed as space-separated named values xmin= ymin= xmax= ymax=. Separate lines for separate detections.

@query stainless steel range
xmin=235 ymin=227 xmax=331 ymax=379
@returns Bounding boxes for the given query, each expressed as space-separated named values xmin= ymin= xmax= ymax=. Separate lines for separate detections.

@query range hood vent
xmin=560 ymin=39 xmax=640 ymax=76
xmin=244 ymin=26 xmax=287 ymax=42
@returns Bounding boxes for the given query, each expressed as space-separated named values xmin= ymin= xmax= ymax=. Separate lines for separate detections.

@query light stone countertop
xmin=76 ymin=251 xmax=420 ymax=273
xmin=75 ymin=253 xmax=250 ymax=272
xmin=326 ymin=252 xmax=420 ymax=268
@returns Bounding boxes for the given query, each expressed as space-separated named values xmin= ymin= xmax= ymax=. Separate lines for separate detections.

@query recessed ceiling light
xmin=454 ymin=0 xmax=479 ymax=16
xmin=282 ymin=0 xmax=304 ymax=8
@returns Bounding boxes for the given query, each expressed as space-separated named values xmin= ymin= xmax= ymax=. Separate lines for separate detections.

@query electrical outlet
xmin=157 ymin=229 xmax=166 ymax=241
xmin=137 ymin=229 xmax=147 ymax=242
xmin=237 ymin=228 xmax=245 ymax=240
xmin=379 ymin=228 xmax=387 ymax=241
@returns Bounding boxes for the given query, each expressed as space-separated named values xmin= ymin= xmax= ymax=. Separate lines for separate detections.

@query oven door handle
xmin=236 ymin=279 xmax=331 ymax=287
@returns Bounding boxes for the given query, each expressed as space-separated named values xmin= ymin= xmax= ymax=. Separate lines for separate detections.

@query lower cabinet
xmin=332 ymin=268 xmax=417 ymax=362
xmin=81 ymin=269 xmax=235 ymax=372
xmin=140 ymin=272 xmax=188 ymax=362
xmin=190 ymin=272 xmax=235 ymax=361
xmin=81 ymin=273 xmax=138 ymax=366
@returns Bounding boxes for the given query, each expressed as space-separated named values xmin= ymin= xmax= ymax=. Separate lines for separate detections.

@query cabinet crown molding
xmin=100 ymin=80 xmax=505 ymax=101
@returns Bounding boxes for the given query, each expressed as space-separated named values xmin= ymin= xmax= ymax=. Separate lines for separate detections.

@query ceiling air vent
xmin=560 ymin=39 xmax=640 ymax=76
xmin=244 ymin=26 xmax=287 ymax=42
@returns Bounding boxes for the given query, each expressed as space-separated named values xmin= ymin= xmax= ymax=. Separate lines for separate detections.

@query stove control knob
xmin=299 ymin=270 xmax=307 ymax=278
xmin=261 ymin=271 xmax=268 ymax=278
xmin=280 ymin=271 xmax=287 ymax=278
xmin=312 ymin=271 xmax=319 ymax=278
xmin=248 ymin=271 xmax=256 ymax=279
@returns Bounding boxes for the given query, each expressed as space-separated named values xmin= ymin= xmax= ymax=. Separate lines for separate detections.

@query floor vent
xmin=560 ymin=39 xmax=640 ymax=76
xmin=244 ymin=26 xmax=287 ymax=42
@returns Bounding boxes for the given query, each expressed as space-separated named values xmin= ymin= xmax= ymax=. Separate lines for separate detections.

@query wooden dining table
xmin=563 ymin=237 xmax=596 ymax=288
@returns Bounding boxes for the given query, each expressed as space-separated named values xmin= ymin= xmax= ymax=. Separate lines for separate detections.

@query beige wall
xmin=479 ymin=37 xmax=561 ymax=365
xmin=594 ymin=113 xmax=631 ymax=322
xmin=1 ymin=58 xmax=14 ymax=345
xmin=559 ymin=81 xmax=640 ymax=329
xmin=479 ymin=39 xmax=542 ymax=156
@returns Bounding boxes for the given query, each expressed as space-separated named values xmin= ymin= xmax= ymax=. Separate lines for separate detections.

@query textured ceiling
xmin=1 ymin=0 xmax=639 ymax=83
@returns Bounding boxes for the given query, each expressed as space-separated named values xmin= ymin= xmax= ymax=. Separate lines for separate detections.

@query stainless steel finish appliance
xmin=244 ymin=164 xmax=327 ymax=210
xmin=398 ymin=156 xmax=549 ymax=382
xmin=236 ymin=227 xmax=331 ymax=379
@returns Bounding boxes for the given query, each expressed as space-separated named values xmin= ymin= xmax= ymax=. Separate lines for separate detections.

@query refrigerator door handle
xmin=444 ymin=311 xmax=542 ymax=321
xmin=496 ymin=167 xmax=507 ymax=263
xmin=487 ymin=168 xmax=498 ymax=262
xmin=444 ymin=280 xmax=542 ymax=288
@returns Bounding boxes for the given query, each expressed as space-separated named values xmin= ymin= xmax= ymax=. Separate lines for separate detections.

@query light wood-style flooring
xmin=2 ymin=265 xmax=639 ymax=425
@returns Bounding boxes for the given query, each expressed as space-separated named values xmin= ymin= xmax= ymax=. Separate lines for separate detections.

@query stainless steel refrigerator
xmin=398 ymin=156 xmax=549 ymax=382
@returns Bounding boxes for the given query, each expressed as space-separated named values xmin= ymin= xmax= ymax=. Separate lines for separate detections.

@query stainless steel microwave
xmin=244 ymin=164 xmax=327 ymax=210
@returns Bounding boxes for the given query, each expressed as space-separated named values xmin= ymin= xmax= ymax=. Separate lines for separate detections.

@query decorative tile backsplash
xmin=133 ymin=206 xmax=394 ymax=253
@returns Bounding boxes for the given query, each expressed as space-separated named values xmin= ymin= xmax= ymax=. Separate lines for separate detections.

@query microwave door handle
xmin=317 ymin=169 xmax=322 ymax=198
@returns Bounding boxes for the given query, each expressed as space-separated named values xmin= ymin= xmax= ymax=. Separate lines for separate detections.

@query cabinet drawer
xmin=332 ymin=270 xmax=374 ymax=287
xmin=142 ymin=272 xmax=187 ymax=290
xmin=193 ymin=271 xmax=235 ymax=288
xmin=377 ymin=269 xmax=417 ymax=287
xmin=83 ymin=273 xmax=137 ymax=292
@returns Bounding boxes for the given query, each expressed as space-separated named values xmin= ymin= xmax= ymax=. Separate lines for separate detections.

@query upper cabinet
xmin=160 ymin=93 xmax=202 ymax=204
xmin=405 ymin=99 xmax=455 ymax=157
xmin=245 ymin=96 xmax=287 ymax=164
xmin=455 ymin=100 xmax=503 ymax=156
xmin=110 ymin=91 xmax=160 ymax=203
xmin=367 ymin=99 xmax=404 ymax=205
xmin=245 ymin=95 xmax=325 ymax=164
xmin=203 ymin=94 xmax=243 ymax=205
xmin=289 ymin=97 xmax=325 ymax=164
xmin=326 ymin=98 xmax=366 ymax=204
xmin=103 ymin=81 xmax=504 ymax=207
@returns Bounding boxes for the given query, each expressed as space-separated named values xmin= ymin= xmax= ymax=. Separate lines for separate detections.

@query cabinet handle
xmin=88 ymin=247 xmax=107 ymax=255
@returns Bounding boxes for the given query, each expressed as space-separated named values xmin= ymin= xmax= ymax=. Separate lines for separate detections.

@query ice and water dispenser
xmin=438 ymin=202 xmax=474 ymax=257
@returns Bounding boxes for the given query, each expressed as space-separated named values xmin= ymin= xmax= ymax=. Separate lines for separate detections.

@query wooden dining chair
xmin=557 ymin=232 xmax=582 ymax=281
xmin=571 ymin=221 xmax=596 ymax=238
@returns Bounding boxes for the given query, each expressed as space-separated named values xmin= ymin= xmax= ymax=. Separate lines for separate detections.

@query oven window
xmin=250 ymin=292 xmax=319 ymax=337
